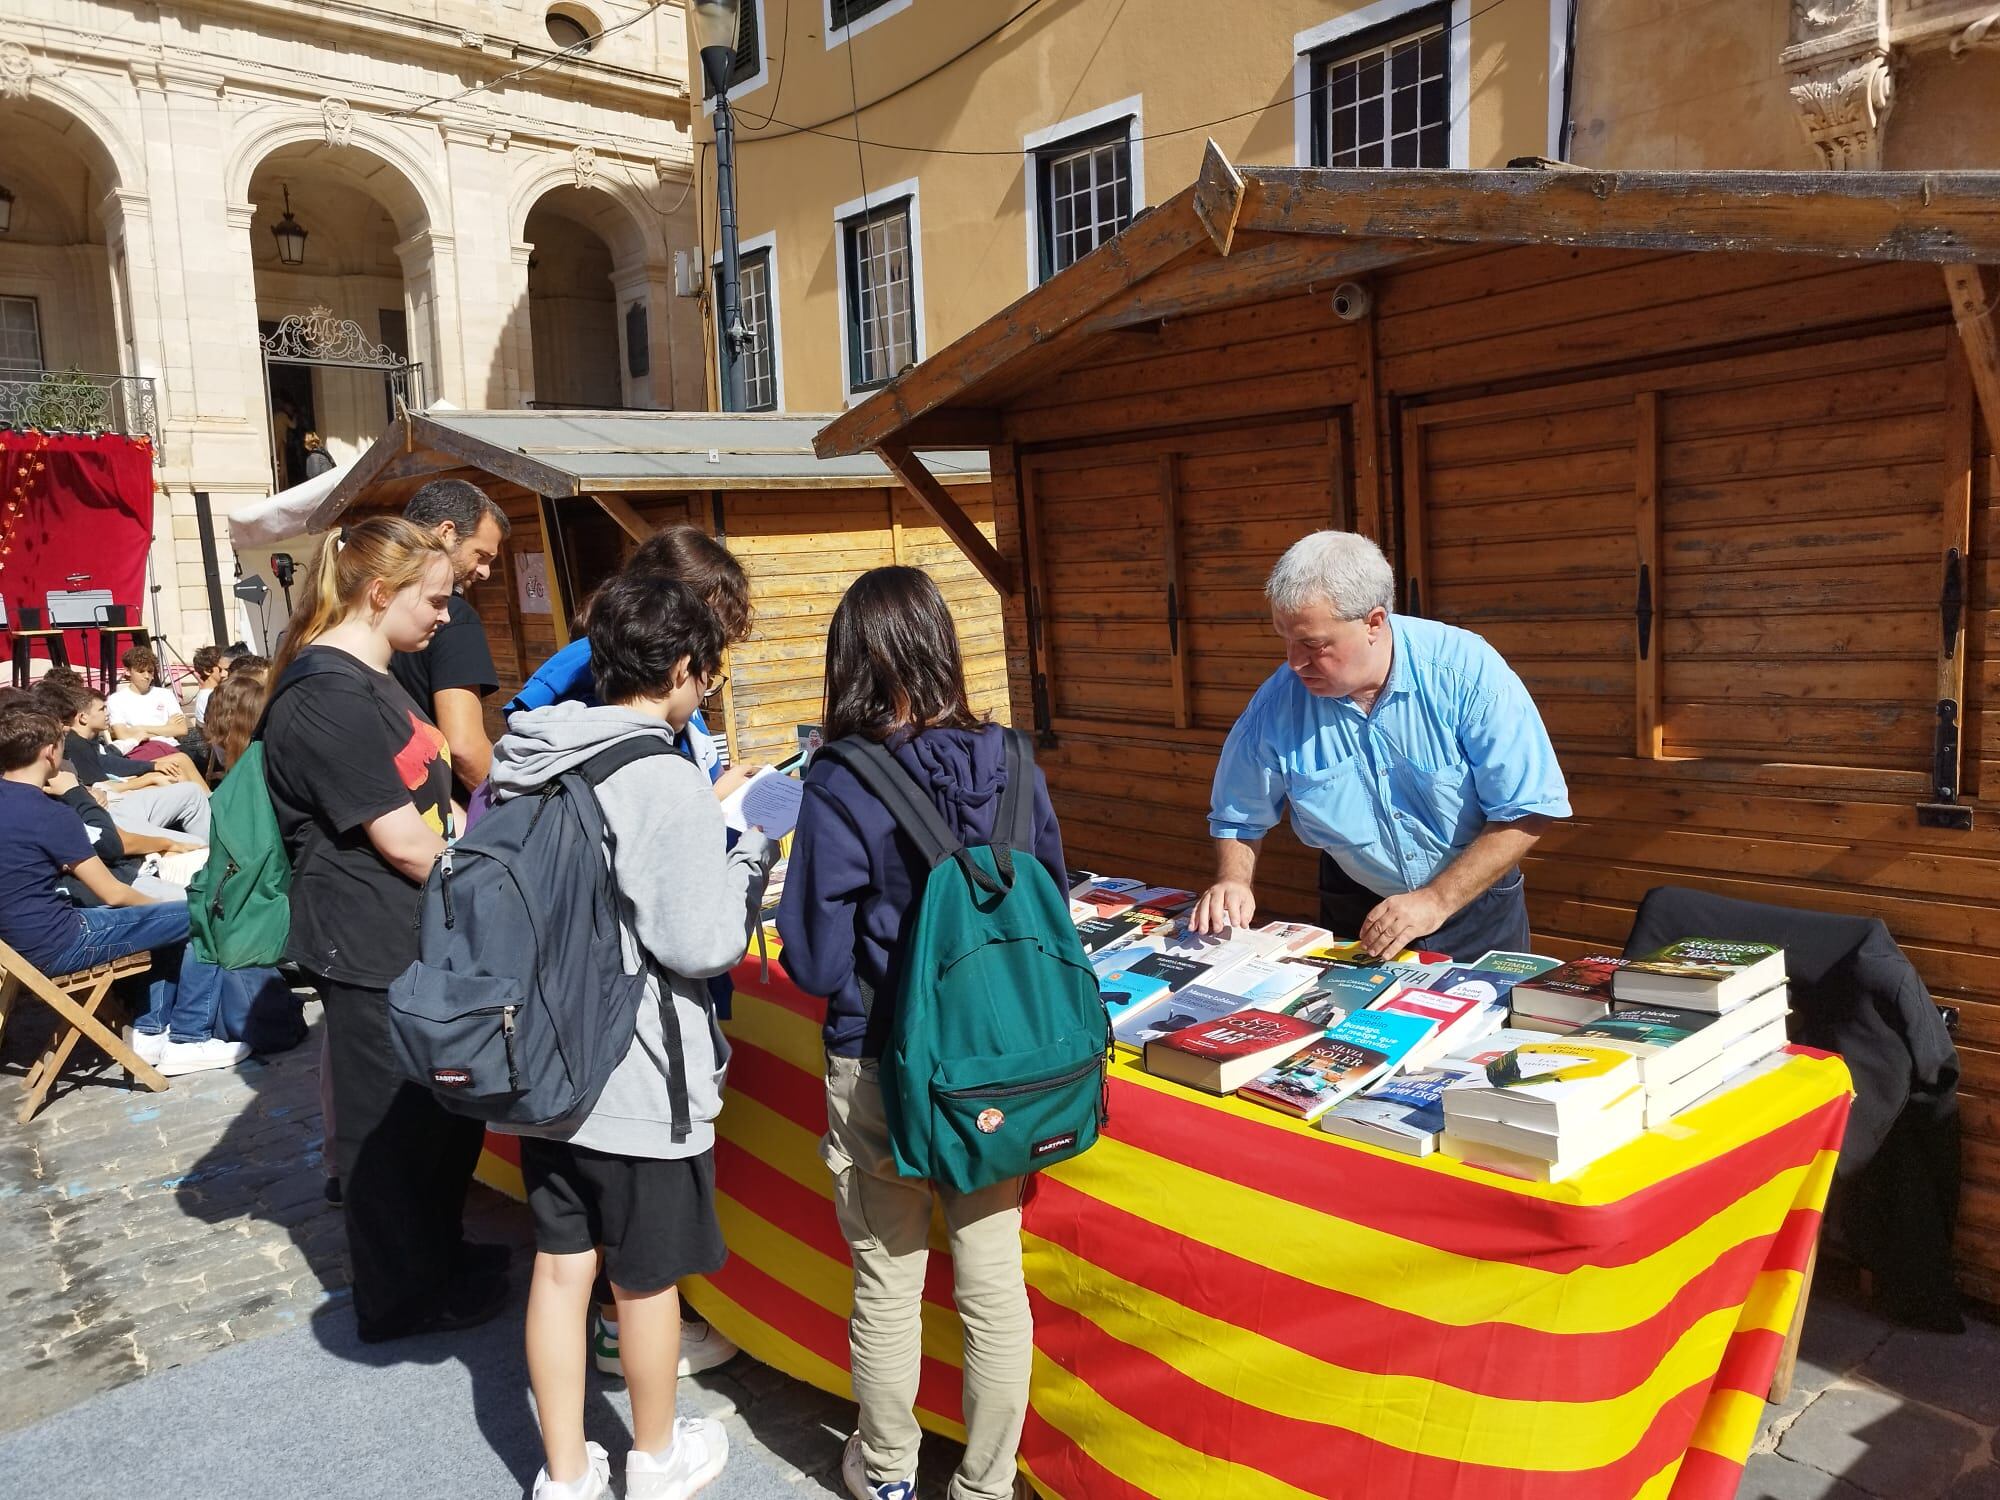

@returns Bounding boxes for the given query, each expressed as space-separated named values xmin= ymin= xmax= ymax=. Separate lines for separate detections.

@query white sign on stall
xmin=516 ymin=551 xmax=553 ymax=616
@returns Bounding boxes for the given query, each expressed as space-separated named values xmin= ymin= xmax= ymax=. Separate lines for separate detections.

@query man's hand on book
xmin=1190 ymin=880 xmax=1256 ymax=935
xmin=1358 ymin=888 xmax=1447 ymax=960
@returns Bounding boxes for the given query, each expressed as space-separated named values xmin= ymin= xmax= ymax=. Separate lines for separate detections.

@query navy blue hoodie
xmin=775 ymin=724 xmax=1067 ymax=1058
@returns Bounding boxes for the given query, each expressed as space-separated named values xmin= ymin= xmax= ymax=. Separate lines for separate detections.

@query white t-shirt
xmin=106 ymin=684 xmax=183 ymax=735
xmin=193 ymin=686 xmax=214 ymax=723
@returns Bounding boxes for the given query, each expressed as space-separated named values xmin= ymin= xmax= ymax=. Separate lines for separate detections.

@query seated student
xmin=777 ymin=566 xmax=1066 ymax=1500
xmin=188 ymin=645 xmax=226 ymax=724
xmin=492 ymin=573 xmax=778 ymax=1500
xmin=200 ymin=671 xmax=266 ymax=784
xmin=227 ymin=652 xmax=270 ymax=684
xmin=38 ymin=682 xmax=210 ymax=844
xmin=105 ymin=646 xmax=188 ymax=752
xmin=0 ymin=701 xmax=246 ymax=1076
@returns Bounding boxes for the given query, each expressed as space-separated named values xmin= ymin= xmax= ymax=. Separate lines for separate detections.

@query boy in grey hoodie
xmin=491 ymin=575 xmax=778 ymax=1500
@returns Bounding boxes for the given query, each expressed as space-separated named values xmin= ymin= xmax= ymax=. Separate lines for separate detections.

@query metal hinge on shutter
xmin=1918 ymin=547 xmax=1974 ymax=830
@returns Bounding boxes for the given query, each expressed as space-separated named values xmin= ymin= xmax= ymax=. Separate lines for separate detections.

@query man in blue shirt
xmin=1193 ymin=531 xmax=1570 ymax=960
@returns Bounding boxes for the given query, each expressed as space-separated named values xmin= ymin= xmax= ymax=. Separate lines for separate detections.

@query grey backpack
xmin=386 ymin=735 xmax=704 ymax=1136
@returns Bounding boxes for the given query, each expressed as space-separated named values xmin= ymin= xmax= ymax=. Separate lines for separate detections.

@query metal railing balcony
xmin=0 ymin=370 xmax=160 ymax=449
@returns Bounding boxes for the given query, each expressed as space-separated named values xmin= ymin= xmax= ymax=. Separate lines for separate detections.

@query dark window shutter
xmin=732 ymin=0 xmax=759 ymax=86
xmin=830 ymin=0 xmax=895 ymax=31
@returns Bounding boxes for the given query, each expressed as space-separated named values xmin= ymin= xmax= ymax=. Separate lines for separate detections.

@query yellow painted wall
xmin=1568 ymin=0 xmax=2000 ymax=170
xmin=693 ymin=0 xmax=1564 ymax=412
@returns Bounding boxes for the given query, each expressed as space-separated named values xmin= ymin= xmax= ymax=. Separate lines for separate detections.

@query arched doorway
xmin=245 ymin=142 xmax=434 ymax=486
xmin=0 ymin=97 xmax=133 ymax=431
xmin=523 ymin=184 xmax=655 ymax=411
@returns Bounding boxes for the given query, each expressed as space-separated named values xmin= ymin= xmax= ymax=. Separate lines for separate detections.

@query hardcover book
xmin=1144 ymin=1009 xmax=1325 ymax=1094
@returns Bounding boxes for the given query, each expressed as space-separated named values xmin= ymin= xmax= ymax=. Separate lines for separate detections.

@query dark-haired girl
xmin=776 ymin=566 xmax=1067 ymax=1500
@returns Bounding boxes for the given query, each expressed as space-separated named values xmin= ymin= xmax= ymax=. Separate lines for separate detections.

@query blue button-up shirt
xmin=1209 ymin=614 xmax=1570 ymax=897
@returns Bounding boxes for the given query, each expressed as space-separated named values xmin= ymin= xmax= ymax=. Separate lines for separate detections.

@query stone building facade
xmin=0 ymin=0 xmax=704 ymax=652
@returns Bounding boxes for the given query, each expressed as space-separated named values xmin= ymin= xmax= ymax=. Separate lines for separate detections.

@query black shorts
xmin=519 ymin=1140 xmax=727 ymax=1295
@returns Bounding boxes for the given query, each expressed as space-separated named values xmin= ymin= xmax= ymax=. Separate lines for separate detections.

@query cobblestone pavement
xmin=1 ymin=995 xmax=1993 ymax=1498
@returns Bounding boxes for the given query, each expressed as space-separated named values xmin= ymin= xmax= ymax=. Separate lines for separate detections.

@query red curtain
xmin=0 ymin=432 xmax=158 ymax=669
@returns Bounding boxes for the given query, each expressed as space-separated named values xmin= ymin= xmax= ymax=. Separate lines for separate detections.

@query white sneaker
xmin=154 ymin=1038 xmax=252 ymax=1077
xmin=678 ymin=1316 xmax=739 ymax=1377
xmin=126 ymin=1027 xmax=169 ymax=1067
xmin=532 ymin=1442 xmax=611 ymax=1500
xmin=842 ymin=1433 xmax=917 ymax=1500
xmin=591 ymin=1312 xmax=622 ymax=1377
xmin=626 ymin=1416 xmax=728 ymax=1499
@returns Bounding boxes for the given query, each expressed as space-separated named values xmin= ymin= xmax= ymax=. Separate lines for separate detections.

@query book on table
xmin=1258 ymin=921 xmax=1336 ymax=955
xmin=1428 ymin=965 xmax=1527 ymax=1007
xmin=1612 ymin=939 xmax=1787 ymax=1011
xmin=1073 ymin=911 xmax=1159 ymax=955
xmin=1237 ymin=1007 xmax=1439 ymax=1121
xmin=1509 ymin=954 xmax=1629 ymax=1029
xmin=1368 ymin=988 xmax=1504 ymax=1070
xmin=1275 ymin=965 xmax=1402 ymax=1032
xmin=1633 ymin=1015 xmax=1792 ymax=1126
xmin=1127 ymin=886 xmax=1198 ymax=917
xmin=1569 ymin=988 xmax=1789 ymax=1090
xmin=1472 ymin=950 xmax=1565 ymax=979
xmin=1111 ymin=984 xmax=1244 ymax=1053
xmin=1098 ymin=968 xmax=1172 ymax=1013
xmin=1440 ymin=1085 xmax=1647 ymax=1182
xmin=1143 ymin=1009 xmax=1326 ymax=1095
xmin=1126 ymin=950 xmax=1215 ymax=993
xmin=1441 ymin=1040 xmax=1644 ymax=1134
xmin=1203 ymin=954 xmax=1321 ymax=1008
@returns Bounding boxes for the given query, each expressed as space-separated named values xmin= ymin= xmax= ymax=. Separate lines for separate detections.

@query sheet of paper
xmin=722 ymin=766 xmax=804 ymax=837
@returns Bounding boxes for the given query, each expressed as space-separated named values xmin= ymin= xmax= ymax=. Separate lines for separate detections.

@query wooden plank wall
xmin=992 ymin=245 xmax=2000 ymax=1297
xmin=624 ymin=485 xmax=1007 ymax=769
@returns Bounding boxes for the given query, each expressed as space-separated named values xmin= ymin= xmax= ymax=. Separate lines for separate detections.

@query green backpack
xmin=816 ymin=730 xmax=1109 ymax=1193
xmin=186 ymin=659 xmax=334 ymax=969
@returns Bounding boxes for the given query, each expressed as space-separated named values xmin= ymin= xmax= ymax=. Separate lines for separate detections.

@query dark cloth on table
xmin=1316 ymin=854 xmax=1532 ymax=960
xmin=262 ymin=646 xmax=452 ymax=987
xmin=1624 ymin=885 xmax=1962 ymax=1331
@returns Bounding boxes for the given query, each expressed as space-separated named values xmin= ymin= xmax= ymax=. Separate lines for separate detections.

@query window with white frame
xmin=0 ymin=297 xmax=43 ymax=375
xmin=704 ymin=0 xmax=761 ymax=97
xmin=737 ymin=247 xmax=776 ymax=411
xmin=1309 ymin=2 xmax=1450 ymax=168
xmin=1035 ymin=121 xmax=1135 ymax=281
xmin=842 ymin=199 xmax=916 ymax=391
xmin=829 ymin=0 xmax=897 ymax=29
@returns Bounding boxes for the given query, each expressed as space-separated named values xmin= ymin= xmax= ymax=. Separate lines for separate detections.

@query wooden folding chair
xmin=0 ymin=938 xmax=168 ymax=1123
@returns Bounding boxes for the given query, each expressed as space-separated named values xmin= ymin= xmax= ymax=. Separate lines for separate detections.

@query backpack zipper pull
xmin=439 ymin=848 xmax=455 ymax=929
xmin=500 ymin=1005 xmax=520 ymax=1090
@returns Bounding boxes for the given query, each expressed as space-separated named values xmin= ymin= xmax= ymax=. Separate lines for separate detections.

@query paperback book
xmin=1509 ymin=955 xmax=1629 ymax=1029
xmin=1237 ymin=1007 xmax=1439 ymax=1121
xmin=1319 ymin=1065 xmax=1464 ymax=1156
xmin=1569 ymin=988 xmax=1788 ymax=1088
xmin=1111 ymin=985 xmax=1243 ymax=1053
xmin=1613 ymin=939 xmax=1787 ymax=1011
xmin=1369 ymin=988 xmax=1500 ymax=1070
xmin=1097 ymin=969 xmax=1172 ymax=1012
xmin=1204 ymin=955 xmax=1320 ymax=1008
xmin=1472 ymin=950 xmax=1565 ymax=979
xmin=1442 ymin=1040 xmax=1644 ymax=1132
xmin=1429 ymin=966 xmax=1525 ymax=1007
xmin=1127 ymin=950 xmax=1215 ymax=993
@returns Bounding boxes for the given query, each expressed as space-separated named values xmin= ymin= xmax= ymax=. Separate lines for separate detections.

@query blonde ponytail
xmin=269 ymin=517 xmax=451 ymax=682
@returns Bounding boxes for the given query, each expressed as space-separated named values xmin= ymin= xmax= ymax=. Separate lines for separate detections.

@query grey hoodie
xmin=488 ymin=703 xmax=777 ymax=1160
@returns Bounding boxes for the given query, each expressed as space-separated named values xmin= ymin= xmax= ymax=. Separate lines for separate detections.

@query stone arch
xmin=2 ymin=72 xmax=142 ymax=196
xmin=225 ymin=107 xmax=447 ymax=240
xmin=508 ymin=154 xmax=658 ymax=271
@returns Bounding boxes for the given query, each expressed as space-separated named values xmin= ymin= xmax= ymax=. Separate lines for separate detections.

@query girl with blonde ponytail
xmin=260 ymin=515 xmax=507 ymax=1343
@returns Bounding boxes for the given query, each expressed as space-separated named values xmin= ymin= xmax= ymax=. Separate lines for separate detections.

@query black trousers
xmin=1316 ymin=853 xmax=1532 ymax=962
xmin=320 ymin=978 xmax=488 ymax=1336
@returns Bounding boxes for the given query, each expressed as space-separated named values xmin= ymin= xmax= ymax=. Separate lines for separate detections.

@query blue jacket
xmin=776 ymin=724 xmax=1067 ymax=1058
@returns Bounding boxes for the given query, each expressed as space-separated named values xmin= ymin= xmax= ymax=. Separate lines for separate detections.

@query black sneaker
xmin=324 ymin=1177 xmax=343 ymax=1207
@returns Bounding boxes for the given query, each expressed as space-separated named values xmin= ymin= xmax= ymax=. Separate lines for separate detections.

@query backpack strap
xmin=994 ymin=728 xmax=1037 ymax=856
xmin=568 ymin=730 xmax=699 ymax=1141
xmin=817 ymin=736 xmax=1010 ymax=898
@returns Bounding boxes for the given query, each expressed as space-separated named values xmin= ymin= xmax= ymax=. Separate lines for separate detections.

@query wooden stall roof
xmin=815 ymin=149 xmax=2000 ymax=460
xmin=311 ymin=409 xmax=991 ymax=532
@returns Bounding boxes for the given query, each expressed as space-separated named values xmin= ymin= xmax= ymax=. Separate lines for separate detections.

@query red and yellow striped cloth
xmin=478 ymin=961 xmax=1851 ymax=1500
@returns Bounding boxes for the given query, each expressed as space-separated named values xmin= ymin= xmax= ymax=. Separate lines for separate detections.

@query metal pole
xmin=713 ymin=84 xmax=749 ymax=413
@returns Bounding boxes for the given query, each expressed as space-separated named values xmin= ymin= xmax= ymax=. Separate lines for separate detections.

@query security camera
xmin=1331 ymin=282 xmax=1372 ymax=321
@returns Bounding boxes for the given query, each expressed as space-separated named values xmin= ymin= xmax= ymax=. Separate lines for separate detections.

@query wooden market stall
xmin=815 ymin=150 xmax=2000 ymax=1299
xmin=310 ymin=410 xmax=1001 ymax=761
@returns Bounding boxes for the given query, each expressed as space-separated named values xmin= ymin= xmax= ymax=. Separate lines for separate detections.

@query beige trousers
xmin=822 ymin=1054 xmax=1032 ymax=1500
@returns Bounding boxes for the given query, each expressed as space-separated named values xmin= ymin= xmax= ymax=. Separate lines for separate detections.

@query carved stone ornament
xmin=320 ymin=96 xmax=353 ymax=148
xmin=572 ymin=144 xmax=599 ymax=190
xmin=1788 ymin=49 xmax=1894 ymax=168
xmin=0 ymin=40 xmax=34 ymax=100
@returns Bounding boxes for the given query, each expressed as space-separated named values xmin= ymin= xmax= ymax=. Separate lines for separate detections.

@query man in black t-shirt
xmin=389 ymin=478 xmax=508 ymax=800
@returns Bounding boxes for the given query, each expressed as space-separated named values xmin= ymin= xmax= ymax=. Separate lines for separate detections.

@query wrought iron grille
xmin=0 ymin=370 xmax=160 ymax=450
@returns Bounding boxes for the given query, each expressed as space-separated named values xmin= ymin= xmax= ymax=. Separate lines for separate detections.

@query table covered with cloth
xmin=476 ymin=957 xmax=1852 ymax=1500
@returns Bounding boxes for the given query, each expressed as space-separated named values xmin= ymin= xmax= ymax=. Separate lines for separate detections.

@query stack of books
xmin=1319 ymin=1026 xmax=1546 ymax=1156
xmin=1568 ymin=996 xmax=1790 ymax=1125
xmin=1508 ymin=954 xmax=1628 ymax=1031
xmin=1439 ymin=1039 xmax=1648 ymax=1181
xmin=1236 ymin=1007 xmax=1439 ymax=1121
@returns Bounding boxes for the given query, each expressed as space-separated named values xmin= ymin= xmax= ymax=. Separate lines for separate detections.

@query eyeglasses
xmin=701 ymin=673 xmax=728 ymax=701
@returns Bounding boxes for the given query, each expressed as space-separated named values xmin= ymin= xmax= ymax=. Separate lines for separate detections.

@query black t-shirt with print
xmin=263 ymin=646 xmax=453 ymax=987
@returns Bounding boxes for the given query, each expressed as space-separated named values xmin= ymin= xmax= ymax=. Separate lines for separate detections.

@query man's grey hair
xmin=1265 ymin=531 xmax=1395 ymax=619
xmin=404 ymin=478 xmax=511 ymax=540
